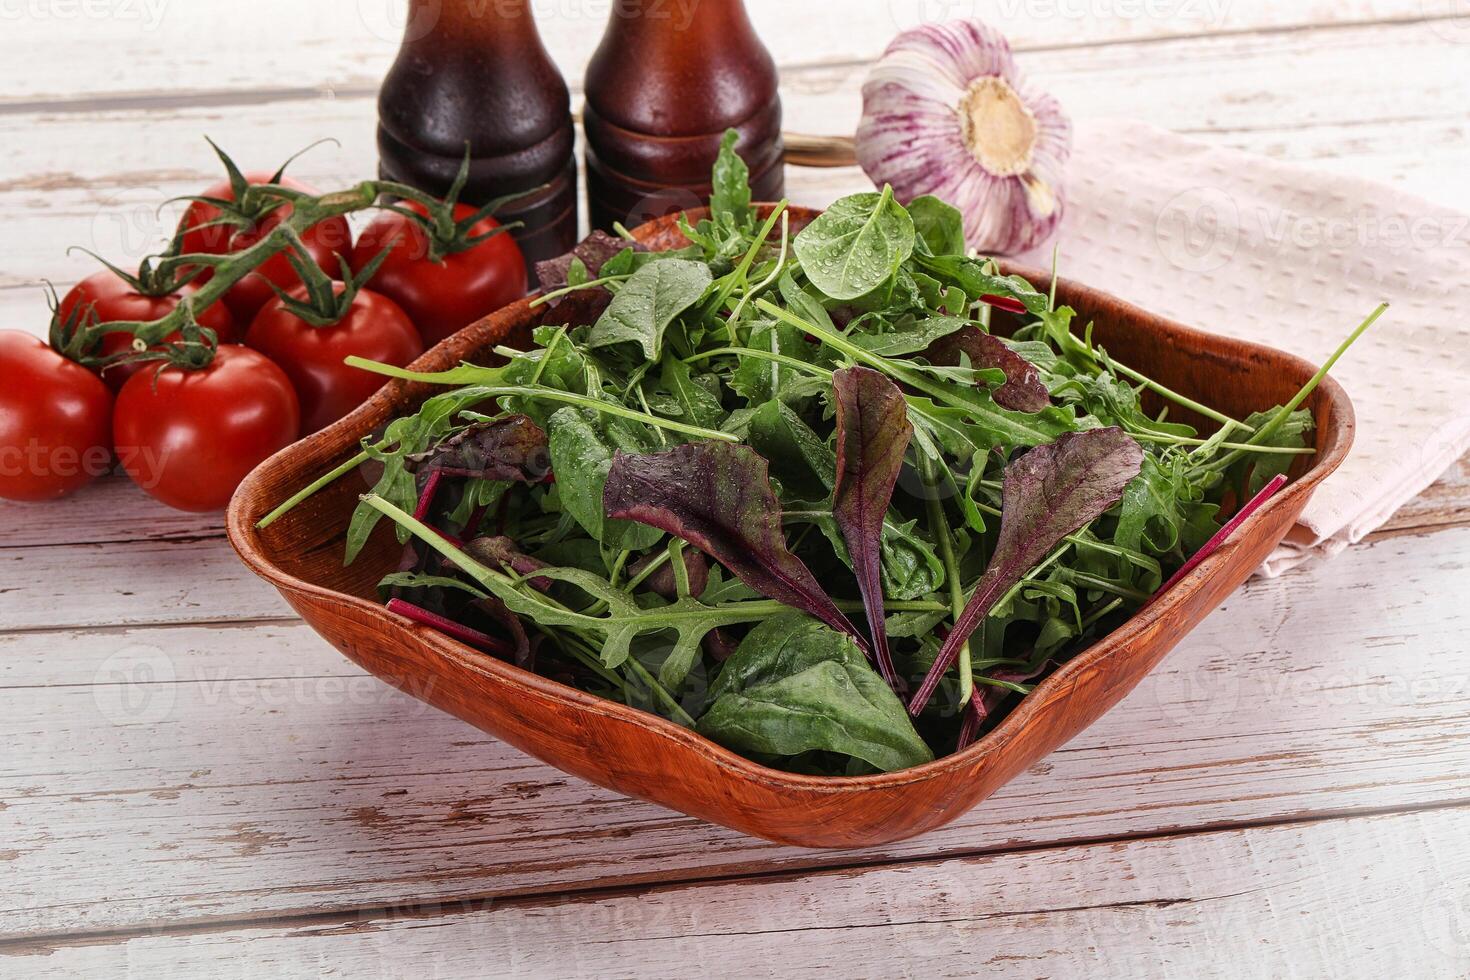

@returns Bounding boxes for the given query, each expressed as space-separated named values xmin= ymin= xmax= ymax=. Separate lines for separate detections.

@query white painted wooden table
xmin=4 ymin=2 xmax=1470 ymax=976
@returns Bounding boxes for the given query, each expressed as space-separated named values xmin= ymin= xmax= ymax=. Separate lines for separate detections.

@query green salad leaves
xmin=274 ymin=132 xmax=1354 ymax=777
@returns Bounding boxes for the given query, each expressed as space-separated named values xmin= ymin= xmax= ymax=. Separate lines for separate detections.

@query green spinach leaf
xmin=907 ymin=195 xmax=966 ymax=256
xmin=587 ymin=258 xmax=713 ymax=362
xmin=698 ymin=615 xmax=933 ymax=772
xmin=546 ymin=407 xmax=664 ymax=551
xmin=793 ymin=186 xmax=916 ymax=301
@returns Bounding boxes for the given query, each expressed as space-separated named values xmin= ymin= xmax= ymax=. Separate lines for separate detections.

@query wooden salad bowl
xmin=227 ymin=206 xmax=1354 ymax=849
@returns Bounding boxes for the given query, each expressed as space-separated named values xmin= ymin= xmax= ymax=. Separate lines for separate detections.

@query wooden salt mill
xmin=582 ymin=0 xmax=785 ymax=230
xmin=376 ymin=0 xmax=578 ymax=270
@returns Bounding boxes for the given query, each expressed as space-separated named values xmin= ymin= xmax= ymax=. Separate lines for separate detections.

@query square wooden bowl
xmin=227 ymin=207 xmax=1353 ymax=848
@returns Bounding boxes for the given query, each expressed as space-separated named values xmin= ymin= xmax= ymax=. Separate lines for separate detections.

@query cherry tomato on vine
xmin=113 ymin=345 xmax=300 ymax=512
xmin=247 ymin=285 xmax=422 ymax=434
xmin=178 ymin=173 xmax=353 ymax=324
xmin=349 ymin=201 xmax=526 ymax=348
xmin=59 ymin=269 xmax=237 ymax=391
xmin=0 ymin=331 xmax=113 ymax=502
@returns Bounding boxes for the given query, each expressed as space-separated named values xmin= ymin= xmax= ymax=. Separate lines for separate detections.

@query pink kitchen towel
xmin=1017 ymin=119 xmax=1470 ymax=575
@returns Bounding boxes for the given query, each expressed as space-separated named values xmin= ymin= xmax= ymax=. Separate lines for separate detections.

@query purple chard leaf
xmin=603 ymin=442 xmax=868 ymax=649
xmin=465 ymin=535 xmax=554 ymax=592
xmin=924 ymin=326 xmax=1052 ymax=413
xmin=909 ymin=427 xmax=1145 ymax=715
xmin=832 ymin=367 xmax=913 ymax=693
xmin=410 ymin=415 xmax=552 ymax=484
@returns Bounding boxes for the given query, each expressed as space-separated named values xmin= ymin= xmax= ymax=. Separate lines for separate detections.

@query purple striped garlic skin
xmin=856 ymin=20 xmax=1072 ymax=256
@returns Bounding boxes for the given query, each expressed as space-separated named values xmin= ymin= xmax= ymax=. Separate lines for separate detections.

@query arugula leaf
xmin=914 ymin=254 xmax=1051 ymax=315
xmin=728 ymin=320 xmax=830 ymax=408
xmin=710 ymin=128 xmax=753 ymax=227
xmin=697 ymin=614 xmax=933 ymax=773
xmin=547 ymin=407 xmax=665 ymax=551
xmin=587 ymin=258 xmax=713 ymax=361
xmin=793 ymin=186 xmax=916 ymax=301
xmin=755 ymin=298 xmax=1074 ymax=450
xmin=843 ymin=314 xmax=969 ymax=357
xmin=1234 ymin=408 xmax=1314 ymax=493
xmin=910 ymin=427 xmax=1145 ymax=714
xmin=603 ymin=441 xmax=868 ymax=647
xmin=657 ymin=357 xmax=726 ymax=430
xmin=831 ymin=367 xmax=913 ymax=691
xmin=344 ymin=383 xmax=510 ymax=564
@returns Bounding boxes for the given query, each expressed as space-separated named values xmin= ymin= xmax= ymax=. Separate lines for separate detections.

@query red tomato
xmin=349 ymin=201 xmax=526 ymax=348
xmin=246 ymin=286 xmax=423 ymax=434
xmin=113 ymin=345 xmax=300 ymax=512
xmin=0 ymin=331 xmax=113 ymax=502
xmin=58 ymin=269 xmax=238 ymax=391
xmin=178 ymin=173 xmax=353 ymax=324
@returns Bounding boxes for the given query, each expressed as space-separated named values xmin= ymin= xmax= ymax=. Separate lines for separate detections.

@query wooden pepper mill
xmin=376 ymin=0 xmax=578 ymax=272
xmin=582 ymin=0 xmax=785 ymax=230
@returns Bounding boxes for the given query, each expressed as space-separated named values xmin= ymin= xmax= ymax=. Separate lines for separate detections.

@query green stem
xmin=1080 ymin=597 xmax=1125 ymax=630
xmin=727 ymin=208 xmax=791 ymax=325
xmin=684 ymin=346 xmax=833 ymax=379
xmin=1107 ymin=358 xmax=1252 ymax=433
xmin=712 ymin=201 xmax=786 ymax=314
xmin=994 ymin=542 xmax=1071 ymax=611
xmin=114 ymin=183 xmax=382 ymax=348
xmin=529 ymin=272 xmax=634 ymax=308
xmin=1129 ymin=432 xmax=1314 ymax=455
xmin=343 ymin=357 xmax=740 ymax=443
xmin=545 ymin=628 xmax=627 ymax=692
xmin=1205 ymin=303 xmax=1387 ymax=473
xmin=256 ymin=449 xmax=370 ymax=529
xmin=1062 ymin=571 xmax=1151 ymax=604
xmin=622 ymin=655 xmax=698 ymax=728
xmin=582 ymin=547 xmax=671 ymax=618
xmin=756 ymin=299 xmax=1059 ymax=446
xmin=920 ymin=455 xmax=971 ymax=704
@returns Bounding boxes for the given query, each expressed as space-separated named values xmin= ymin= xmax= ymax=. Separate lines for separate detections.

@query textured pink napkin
xmin=1016 ymin=120 xmax=1470 ymax=575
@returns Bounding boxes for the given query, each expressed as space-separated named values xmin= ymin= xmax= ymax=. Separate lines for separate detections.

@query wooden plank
xmin=0 ymin=0 xmax=1431 ymax=105
xmin=1381 ymin=455 xmax=1470 ymax=535
xmin=0 ymin=475 xmax=224 ymax=549
xmin=3 ymin=19 xmax=1467 ymax=328
xmin=4 ymin=525 xmax=1470 ymax=937
xmin=11 ymin=807 xmax=1469 ymax=976
xmin=1 ymin=535 xmax=289 ymax=632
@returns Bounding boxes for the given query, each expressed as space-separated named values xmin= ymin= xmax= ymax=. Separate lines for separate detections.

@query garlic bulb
xmin=856 ymin=20 xmax=1071 ymax=255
